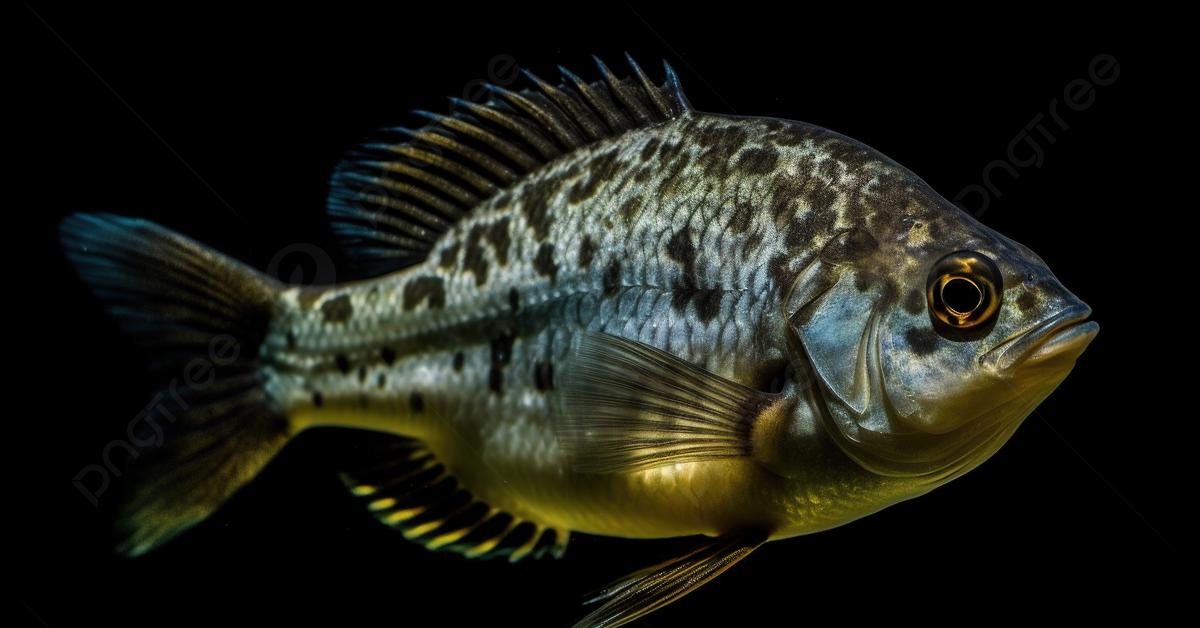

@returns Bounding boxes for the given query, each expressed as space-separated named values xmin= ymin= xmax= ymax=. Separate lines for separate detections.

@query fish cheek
xmin=879 ymin=308 xmax=991 ymax=431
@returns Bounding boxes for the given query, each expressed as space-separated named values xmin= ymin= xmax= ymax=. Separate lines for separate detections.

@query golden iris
xmin=927 ymin=251 xmax=1002 ymax=331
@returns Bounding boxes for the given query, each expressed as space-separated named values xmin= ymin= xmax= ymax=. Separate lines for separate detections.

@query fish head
xmin=786 ymin=187 xmax=1097 ymax=479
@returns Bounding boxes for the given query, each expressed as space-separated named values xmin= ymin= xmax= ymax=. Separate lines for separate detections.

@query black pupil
xmin=942 ymin=277 xmax=982 ymax=315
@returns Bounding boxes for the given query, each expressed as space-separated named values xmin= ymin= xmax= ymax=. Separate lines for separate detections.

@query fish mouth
xmin=982 ymin=305 xmax=1098 ymax=372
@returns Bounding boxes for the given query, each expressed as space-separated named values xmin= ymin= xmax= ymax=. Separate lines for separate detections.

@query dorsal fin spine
xmin=626 ymin=53 xmax=673 ymax=119
xmin=559 ymin=64 xmax=631 ymax=132
xmin=326 ymin=56 xmax=692 ymax=277
xmin=594 ymin=55 xmax=653 ymax=125
xmin=522 ymin=69 xmax=607 ymax=141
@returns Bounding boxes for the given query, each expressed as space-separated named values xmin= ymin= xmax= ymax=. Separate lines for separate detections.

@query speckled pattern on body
xmin=62 ymin=55 xmax=1097 ymax=628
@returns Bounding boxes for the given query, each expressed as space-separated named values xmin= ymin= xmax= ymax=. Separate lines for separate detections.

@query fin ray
xmin=326 ymin=55 xmax=691 ymax=277
xmin=341 ymin=436 xmax=569 ymax=562
xmin=60 ymin=213 xmax=289 ymax=556
xmin=557 ymin=333 xmax=778 ymax=473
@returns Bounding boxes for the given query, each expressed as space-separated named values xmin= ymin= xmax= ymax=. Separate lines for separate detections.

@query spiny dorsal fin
xmin=326 ymin=54 xmax=691 ymax=277
xmin=341 ymin=438 xmax=569 ymax=561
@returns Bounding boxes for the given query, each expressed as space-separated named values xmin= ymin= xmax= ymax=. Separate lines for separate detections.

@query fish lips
xmin=981 ymin=304 xmax=1099 ymax=372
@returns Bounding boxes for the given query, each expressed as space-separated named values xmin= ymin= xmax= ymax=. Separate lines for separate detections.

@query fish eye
xmin=927 ymin=251 xmax=1002 ymax=335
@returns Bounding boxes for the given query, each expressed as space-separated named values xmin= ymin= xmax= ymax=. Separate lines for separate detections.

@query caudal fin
xmin=61 ymin=213 xmax=289 ymax=556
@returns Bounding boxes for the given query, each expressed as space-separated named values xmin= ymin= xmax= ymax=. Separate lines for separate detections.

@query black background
xmin=16 ymin=5 xmax=1183 ymax=627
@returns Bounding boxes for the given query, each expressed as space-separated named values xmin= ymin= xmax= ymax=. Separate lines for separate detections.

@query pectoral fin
xmin=557 ymin=333 xmax=781 ymax=473
xmin=574 ymin=531 xmax=768 ymax=628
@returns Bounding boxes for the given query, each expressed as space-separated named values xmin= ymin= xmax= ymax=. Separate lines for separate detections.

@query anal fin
xmin=341 ymin=437 xmax=568 ymax=562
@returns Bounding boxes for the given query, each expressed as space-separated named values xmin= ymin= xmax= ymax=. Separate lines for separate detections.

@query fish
xmin=60 ymin=54 xmax=1098 ymax=627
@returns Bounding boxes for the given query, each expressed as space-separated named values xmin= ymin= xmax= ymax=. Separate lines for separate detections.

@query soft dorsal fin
xmin=341 ymin=437 xmax=569 ymax=561
xmin=326 ymin=54 xmax=691 ymax=276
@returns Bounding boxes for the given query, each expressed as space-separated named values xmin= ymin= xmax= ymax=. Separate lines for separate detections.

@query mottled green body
xmin=261 ymin=113 xmax=942 ymax=538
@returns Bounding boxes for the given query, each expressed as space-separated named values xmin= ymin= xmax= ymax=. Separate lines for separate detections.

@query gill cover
xmin=786 ymin=228 xmax=886 ymax=422
xmin=784 ymin=228 xmax=952 ymax=477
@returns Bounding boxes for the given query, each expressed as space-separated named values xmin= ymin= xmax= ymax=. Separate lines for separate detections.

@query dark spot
xmin=754 ymin=359 xmax=791 ymax=394
xmin=321 ymin=295 xmax=353 ymax=323
xmin=357 ymin=366 xmax=367 ymax=383
xmin=666 ymin=229 xmax=702 ymax=314
xmin=694 ymin=289 xmax=723 ymax=324
xmin=533 ymin=243 xmax=558 ymax=280
xmin=735 ymin=147 xmax=779 ymax=175
xmin=694 ymin=126 xmax=751 ymax=177
xmin=766 ymin=121 xmax=818 ymax=147
xmin=578 ymin=236 xmax=597 ymax=269
xmin=381 ymin=347 xmax=397 ymax=365
xmin=489 ymin=333 xmax=515 ymax=395
xmin=438 ymin=242 xmax=461 ymax=270
xmin=568 ymin=149 xmax=621 ymax=204
xmin=485 ymin=217 xmax=512 ymax=264
xmin=925 ymin=221 xmax=943 ymax=241
xmin=768 ymin=160 xmax=814 ymax=220
xmin=726 ymin=200 xmax=754 ymax=235
xmin=403 ymin=276 xmax=446 ymax=310
xmin=768 ymin=254 xmax=796 ymax=291
xmin=376 ymin=373 xmax=387 ymax=389
xmin=285 ymin=331 xmax=297 ymax=350
xmin=694 ymin=123 xmax=749 ymax=150
xmin=491 ymin=333 xmax=514 ymax=367
xmin=818 ymin=158 xmax=843 ymax=181
xmin=854 ymin=273 xmax=872 ymax=291
xmin=658 ymin=140 xmax=683 ymax=161
xmin=904 ymin=289 xmax=926 ymax=315
xmin=462 ymin=225 xmax=490 ymax=286
xmin=335 ymin=353 xmax=351 ymax=374
xmin=409 ymin=391 xmax=425 ymax=413
xmin=618 ymin=196 xmax=641 ymax=225
xmin=520 ymin=183 xmax=556 ymax=242
xmin=452 ymin=352 xmax=465 ymax=372
xmin=665 ymin=229 xmax=696 ymax=278
xmin=311 ymin=391 xmax=324 ymax=407
xmin=603 ymin=259 xmax=622 ymax=296
xmin=696 ymin=145 xmax=729 ymax=178
xmin=657 ymin=151 xmax=692 ymax=197
xmin=743 ymin=232 xmax=763 ymax=255
xmin=905 ymin=326 xmax=940 ymax=356
xmin=821 ymin=228 xmax=879 ymax=263
xmin=509 ymin=287 xmax=520 ymax=312
xmin=808 ymin=187 xmax=837 ymax=213
xmin=671 ymin=285 xmax=696 ymax=313
xmin=1016 ymin=291 xmax=1038 ymax=312
xmin=534 ymin=362 xmax=554 ymax=391
xmin=640 ymin=138 xmax=661 ymax=161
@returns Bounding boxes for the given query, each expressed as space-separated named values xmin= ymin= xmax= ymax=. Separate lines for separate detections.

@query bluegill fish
xmin=61 ymin=55 xmax=1097 ymax=627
